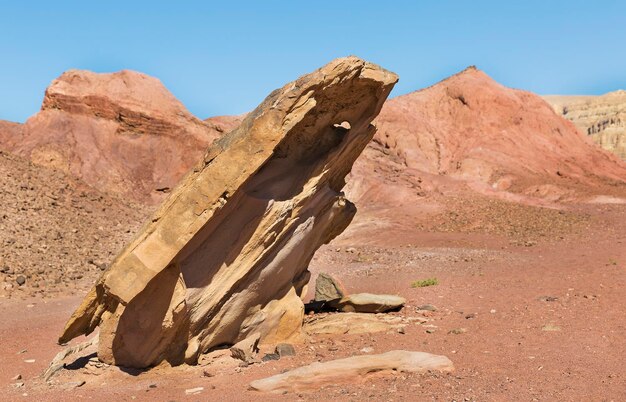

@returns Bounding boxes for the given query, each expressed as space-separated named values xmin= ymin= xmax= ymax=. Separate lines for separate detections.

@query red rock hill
xmin=1 ymin=70 xmax=240 ymax=204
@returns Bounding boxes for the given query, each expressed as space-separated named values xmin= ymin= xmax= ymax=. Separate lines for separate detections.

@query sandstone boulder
xmin=249 ymin=350 xmax=454 ymax=393
xmin=58 ymin=57 xmax=398 ymax=368
xmin=330 ymin=293 xmax=406 ymax=313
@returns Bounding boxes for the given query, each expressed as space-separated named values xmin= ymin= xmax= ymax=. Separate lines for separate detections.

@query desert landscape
xmin=2 ymin=3 xmax=626 ymax=398
xmin=0 ymin=53 xmax=624 ymax=401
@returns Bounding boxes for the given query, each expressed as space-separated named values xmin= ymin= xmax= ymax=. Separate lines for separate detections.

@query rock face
xmin=1 ymin=70 xmax=241 ymax=204
xmin=545 ymin=91 xmax=626 ymax=160
xmin=58 ymin=57 xmax=398 ymax=368
xmin=249 ymin=350 xmax=454 ymax=393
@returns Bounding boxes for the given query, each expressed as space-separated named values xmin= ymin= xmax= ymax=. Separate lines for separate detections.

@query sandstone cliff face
xmin=545 ymin=91 xmax=626 ymax=160
xmin=3 ymin=70 xmax=239 ymax=204
xmin=59 ymin=57 xmax=398 ymax=368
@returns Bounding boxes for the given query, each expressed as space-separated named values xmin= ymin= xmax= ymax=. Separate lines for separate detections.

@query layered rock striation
xmin=545 ymin=90 xmax=626 ymax=160
xmin=58 ymin=57 xmax=398 ymax=368
xmin=2 ymin=70 xmax=240 ymax=204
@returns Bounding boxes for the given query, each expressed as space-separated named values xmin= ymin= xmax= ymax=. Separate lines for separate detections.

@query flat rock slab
xmin=331 ymin=293 xmax=406 ymax=313
xmin=249 ymin=350 xmax=454 ymax=393
xmin=304 ymin=312 xmax=406 ymax=335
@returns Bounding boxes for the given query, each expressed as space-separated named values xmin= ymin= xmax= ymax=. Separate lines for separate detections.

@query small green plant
xmin=411 ymin=277 xmax=439 ymax=288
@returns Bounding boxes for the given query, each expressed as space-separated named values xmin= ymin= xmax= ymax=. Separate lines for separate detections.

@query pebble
xmin=417 ymin=304 xmax=437 ymax=312
xmin=360 ymin=347 xmax=374 ymax=353
xmin=262 ymin=353 xmax=280 ymax=362
xmin=12 ymin=374 xmax=22 ymax=381
xmin=16 ymin=275 xmax=26 ymax=286
xmin=275 ymin=343 xmax=296 ymax=357
xmin=24 ymin=359 xmax=36 ymax=363
xmin=185 ymin=387 xmax=204 ymax=395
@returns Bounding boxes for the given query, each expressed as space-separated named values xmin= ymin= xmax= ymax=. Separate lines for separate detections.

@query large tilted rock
xmin=249 ymin=350 xmax=454 ymax=393
xmin=58 ymin=57 xmax=398 ymax=368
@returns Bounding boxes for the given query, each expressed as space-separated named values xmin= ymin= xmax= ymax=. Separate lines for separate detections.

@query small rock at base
xmin=417 ymin=304 xmax=437 ymax=312
xmin=230 ymin=333 xmax=260 ymax=362
xmin=275 ymin=343 xmax=296 ymax=357
xmin=262 ymin=353 xmax=280 ymax=362
xmin=314 ymin=273 xmax=347 ymax=302
xmin=16 ymin=275 xmax=26 ymax=286
xmin=12 ymin=374 xmax=22 ymax=381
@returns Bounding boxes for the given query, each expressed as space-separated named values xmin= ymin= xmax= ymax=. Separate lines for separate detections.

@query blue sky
xmin=1 ymin=1 xmax=625 ymax=122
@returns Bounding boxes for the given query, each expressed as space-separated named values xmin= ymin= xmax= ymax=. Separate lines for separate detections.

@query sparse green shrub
xmin=411 ymin=277 xmax=439 ymax=288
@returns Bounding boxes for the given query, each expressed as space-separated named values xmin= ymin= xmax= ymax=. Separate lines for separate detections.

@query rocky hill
xmin=544 ymin=91 xmax=626 ymax=160
xmin=0 ymin=70 xmax=240 ymax=204
xmin=0 ymin=150 xmax=147 ymax=299
xmin=346 ymin=67 xmax=626 ymax=216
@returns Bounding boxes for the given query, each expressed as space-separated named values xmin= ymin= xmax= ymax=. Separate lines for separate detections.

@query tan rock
xmin=303 ymin=312 xmax=406 ymax=335
xmin=230 ymin=333 xmax=260 ymax=362
xmin=249 ymin=350 xmax=454 ymax=393
xmin=57 ymin=57 xmax=398 ymax=368
xmin=330 ymin=293 xmax=405 ymax=313
xmin=314 ymin=273 xmax=347 ymax=301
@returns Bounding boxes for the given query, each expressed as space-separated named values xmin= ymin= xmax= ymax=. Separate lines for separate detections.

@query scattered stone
xmin=417 ymin=304 xmax=437 ymax=312
xmin=230 ymin=333 xmax=260 ymax=363
xmin=539 ymin=296 xmax=558 ymax=302
xmin=448 ymin=328 xmax=467 ymax=335
xmin=397 ymin=327 xmax=406 ymax=334
xmin=185 ymin=387 xmax=204 ymax=395
xmin=314 ymin=273 xmax=347 ymax=302
xmin=16 ymin=275 xmax=26 ymax=286
xmin=360 ymin=347 xmax=374 ymax=353
xmin=262 ymin=353 xmax=280 ymax=362
xmin=465 ymin=313 xmax=477 ymax=319
xmin=13 ymin=382 xmax=25 ymax=388
xmin=12 ymin=374 xmax=22 ymax=381
xmin=490 ymin=309 xmax=496 ymax=314
xmin=43 ymin=336 xmax=98 ymax=381
xmin=58 ymin=57 xmax=398 ymax=368
xmin=61 ymin=380 xmax=86 ymax=389
xmin=426 ymin=329 xmax=436 ymax=334
xmin=275 ymin=343 xmax=296 ymax=357
xmin=148 ymin=384 xmax=157 ymax=389
xmin=541 ymin=324 xmax=561 ymax=332
xmin=330 ymin=293 xmax=406 ymax=313
xmin=304 ymin=313 xmax=405 ymax=335
xmin=249 ymin=350 xmax=454 ymax=393
xmin=24 ymin=359 xmax=35 ymax=363
xmin=345 ymin=247 xmax=357 ymax=254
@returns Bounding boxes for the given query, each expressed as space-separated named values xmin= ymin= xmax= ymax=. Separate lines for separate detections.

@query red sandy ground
xmin=1 ymin=203 xmax=624 ymax=401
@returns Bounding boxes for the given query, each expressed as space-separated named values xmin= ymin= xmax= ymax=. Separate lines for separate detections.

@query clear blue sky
xmin=1 ymin=1 xmax=625 ymax=122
